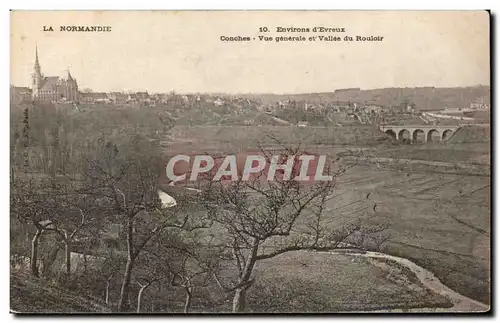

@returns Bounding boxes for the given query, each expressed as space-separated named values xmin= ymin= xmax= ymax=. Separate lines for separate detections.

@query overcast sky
xmin=11 ymin=11 xmax=490 ymax=94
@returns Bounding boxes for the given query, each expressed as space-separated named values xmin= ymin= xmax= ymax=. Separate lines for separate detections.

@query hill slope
xmin=10 ymin=270 xmax=110 ymax=314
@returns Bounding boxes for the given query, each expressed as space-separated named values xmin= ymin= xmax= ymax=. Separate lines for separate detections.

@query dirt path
xmin=322 ymin=250 xmax=489 ymax=312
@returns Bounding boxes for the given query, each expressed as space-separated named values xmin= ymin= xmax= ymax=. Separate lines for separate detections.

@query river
xmin=320 ymin=250 xmax=489 ymax=312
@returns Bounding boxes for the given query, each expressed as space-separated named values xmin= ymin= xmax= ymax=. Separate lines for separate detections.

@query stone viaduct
xmin=379 ymin=125 xmax=461 ymax=143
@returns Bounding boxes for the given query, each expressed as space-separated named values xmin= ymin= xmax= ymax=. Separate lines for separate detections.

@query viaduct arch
xmin=379 ymin=125 xmax=461 ymax=143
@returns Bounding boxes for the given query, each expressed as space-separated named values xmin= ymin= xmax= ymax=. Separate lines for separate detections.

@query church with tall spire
xmin=31 ymin=46 xmax=79 ymax=102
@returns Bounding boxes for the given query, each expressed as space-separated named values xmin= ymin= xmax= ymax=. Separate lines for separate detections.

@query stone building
xmin=31 ymin=46 xmax=79 ymax=102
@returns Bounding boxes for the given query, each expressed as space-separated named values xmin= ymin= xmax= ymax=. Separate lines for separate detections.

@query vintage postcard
xmin=9 ymin=11 xmax=490 ymax=314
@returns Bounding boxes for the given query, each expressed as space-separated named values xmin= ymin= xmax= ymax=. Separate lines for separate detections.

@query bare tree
xmin=80 ymin=136 xmax=209 ymax=312
xmin=15 ymin=171 xmax=103 ymax=277
xmin=48 ymin=197 xmax=97 ymax=276
xmin=133 ymin=221 xmax=219 ymax=314
xmin=167 ymin=248 xmax=217 ymax=313
xmin=11 ymin=179 xmax=62 ymax=277
xmin=199 ymin=144 xmax=386 ymax=312
xmin=135 ymin=277 xmax=158 ymax=313
xmin=95 ymin=252 xmax=125 ymax=307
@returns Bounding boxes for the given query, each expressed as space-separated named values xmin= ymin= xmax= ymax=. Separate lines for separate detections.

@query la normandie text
xmin=43 ymin=25 xmax=112 ymax=32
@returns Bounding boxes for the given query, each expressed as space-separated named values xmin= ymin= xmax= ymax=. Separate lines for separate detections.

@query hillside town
xmin=11 ymin=47 xmax=490 ymax=130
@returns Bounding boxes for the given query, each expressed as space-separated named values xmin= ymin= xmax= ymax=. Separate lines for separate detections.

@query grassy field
xmin=375 ymin=143 xmax=490 ymax=165
xmin=169 ymin=125 xmax=389 ymax=151
xmin=10 ymin=270 xmax=110 ymax=314
xmin=165 ymin=251 xmax=454 ymax=313
xmin=449 ymin=126 xmax=490 ymax=144
xmin=11 ymin=250 xmax=453 ymax=313
xmin=248 ymin=251 xmax=452 ymax=312
xmin=323 ymin=163 xmax=490 ymax=305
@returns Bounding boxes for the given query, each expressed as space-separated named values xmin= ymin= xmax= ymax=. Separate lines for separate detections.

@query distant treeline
xmin=239 ymin=86 xmax=490 ymax=111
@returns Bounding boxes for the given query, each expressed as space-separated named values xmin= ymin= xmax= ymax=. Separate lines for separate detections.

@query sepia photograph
xmin=9 ymin=10 xmax=491 ymax=314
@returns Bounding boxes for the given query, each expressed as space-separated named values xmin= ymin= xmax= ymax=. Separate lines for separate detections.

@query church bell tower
xmin=31 ymin=45 xmax=43 ymax=99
